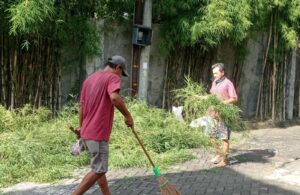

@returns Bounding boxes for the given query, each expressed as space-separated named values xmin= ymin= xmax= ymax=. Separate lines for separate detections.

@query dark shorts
xmin=83 ymin=140 xmax=109 ymax=173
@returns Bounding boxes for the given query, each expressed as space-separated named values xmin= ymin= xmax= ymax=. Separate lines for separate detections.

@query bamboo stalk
xmin=57 ymin=63 xmax=62 ymax=112
xmin=34 ymin=73 xmax=41 ymax=108
xmin=9 ymin=37 xmax=16 ymax=110
xmin=278 ymin=53 xmax=284 ymax=121
xmin=265 ymin=64 xmax=269 ymax=119
xmin=256 ymin=14 xmax=273 ymax=119
xmin=49 ymin=83 xmax=53 ymax=110
xmin=299 ymin=85 xmax=300 ymax=118
xmin=162 ymin=60 xmax=169 ymax=109
xmin=0 ymin=34 xmax=6 ymax=105
xmin=271 ymin=12 xmax=277 ymax=121
xmin=283 ymin=53 xmax=286 ymax=120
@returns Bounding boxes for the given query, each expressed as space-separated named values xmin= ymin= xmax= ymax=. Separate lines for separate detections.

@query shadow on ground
xmin=229 ymin=148 xmax=276 ymax=165
xmin=2 ymin=166 xmax=299 ymax=195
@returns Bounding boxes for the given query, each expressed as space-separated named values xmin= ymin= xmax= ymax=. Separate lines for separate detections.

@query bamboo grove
xmin=255 ymin=12 xmax=295 ymax=121
xmin=0 ymin=35 xmax=61 ymax=111
xmin=0 ymin=0 xmax=102 ymax=113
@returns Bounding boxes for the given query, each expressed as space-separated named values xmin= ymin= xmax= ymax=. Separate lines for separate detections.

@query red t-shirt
xmin=80 ymin=71 xmax=121 ymax=141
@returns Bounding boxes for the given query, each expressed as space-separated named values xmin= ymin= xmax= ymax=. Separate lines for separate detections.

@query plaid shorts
xmin=83 ymin=140 xmax=109 ymax=173
xmin=212 ymin=121 xmax=231 ymax=140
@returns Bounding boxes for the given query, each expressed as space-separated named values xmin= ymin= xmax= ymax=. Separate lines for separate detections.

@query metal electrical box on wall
xmin=132 ymin=24 xmax=152 ymax=46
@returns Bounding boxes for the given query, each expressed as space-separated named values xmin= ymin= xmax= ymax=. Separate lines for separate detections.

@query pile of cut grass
xmin=0 ymin=104 xmax=88 ymax=188
xmin=110 ymin=99 xmax=210 ymax=169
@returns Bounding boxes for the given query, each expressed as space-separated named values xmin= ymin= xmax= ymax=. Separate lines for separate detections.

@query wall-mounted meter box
xmin=132 ymin=24 xmax=152 ymax=46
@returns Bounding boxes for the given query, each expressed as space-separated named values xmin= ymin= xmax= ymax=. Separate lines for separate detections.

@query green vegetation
xmin=154 ymin=0 xmax=300 ymax=52
xmin=0 ymin=100 xmax=211 ymax=188
xmin=174 ymin=77 xmax=243 ymax=131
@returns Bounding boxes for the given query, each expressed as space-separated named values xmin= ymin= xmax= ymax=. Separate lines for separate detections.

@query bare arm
xmin=110 ymin=92 xmax=134 ymax=127
xmin=223 ymin=97 xmax=238 ymax=104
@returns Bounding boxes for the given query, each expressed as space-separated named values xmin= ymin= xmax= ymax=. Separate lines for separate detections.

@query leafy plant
xmin=191 ymin=0 xmax=252 ymax=47
xmin=8 ymin=0 xmax=55 ymax=35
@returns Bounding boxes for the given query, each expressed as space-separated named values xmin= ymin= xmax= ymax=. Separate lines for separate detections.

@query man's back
xmin=80 ymin=71 xmax=121 ymax=141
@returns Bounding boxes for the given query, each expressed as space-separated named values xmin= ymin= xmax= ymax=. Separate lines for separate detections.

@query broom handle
xmin=130 ymin=126 xmax=155 ymax=167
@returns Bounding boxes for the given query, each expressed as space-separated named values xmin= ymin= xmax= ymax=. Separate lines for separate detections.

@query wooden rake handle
xmin=130 ymin=126 xmax=155 ymax=168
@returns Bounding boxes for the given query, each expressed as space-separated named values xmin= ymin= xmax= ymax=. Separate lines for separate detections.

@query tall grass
xmin=0 ymin=101 xmax=210 ymax=188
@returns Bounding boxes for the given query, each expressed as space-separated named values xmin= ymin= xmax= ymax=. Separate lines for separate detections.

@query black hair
xmin=105 ymin=61 xmax=117 ymax=69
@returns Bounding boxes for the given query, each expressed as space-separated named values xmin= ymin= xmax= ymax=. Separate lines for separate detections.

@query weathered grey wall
xmin=61 ymin=21 xmax=166 ymax=105
xmin=61 ymin=21 xmax=133 ymax=103
xmin=101 ymin=21 xmax=132 ymax=96
xmin=238 ymin=35 xmax=265 ymax=118
xmin=147 ymin=25 xmax=166 ymax=107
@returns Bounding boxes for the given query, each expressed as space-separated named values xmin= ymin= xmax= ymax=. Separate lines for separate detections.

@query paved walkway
xmin=1 ymin=126 xmax=300 ymax=195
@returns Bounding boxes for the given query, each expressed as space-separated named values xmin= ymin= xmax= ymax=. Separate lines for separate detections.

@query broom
xmin=130 ymin=126 xmax=181 ymax=195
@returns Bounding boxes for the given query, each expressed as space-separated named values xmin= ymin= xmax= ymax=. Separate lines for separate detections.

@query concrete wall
xmin=147 ymin=25 xmax=166 ymax=107
xmin=102 ymin=21 xmax=132 ymax=95
xmin=61 ymin=21 xmax=166 ymax=105
xmin=238 ymin=35 xmax=265 ymax=118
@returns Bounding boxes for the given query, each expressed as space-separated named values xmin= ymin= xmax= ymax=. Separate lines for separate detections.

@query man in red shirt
xmin=72 ymin=55 xmax=134 ymax=195
xmin=209 ymin=63 xmax=238 ymax=167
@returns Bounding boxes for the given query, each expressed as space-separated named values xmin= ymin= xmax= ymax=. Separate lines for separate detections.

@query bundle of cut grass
xmin=174 ymin=76 xmax=244 ymax=131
